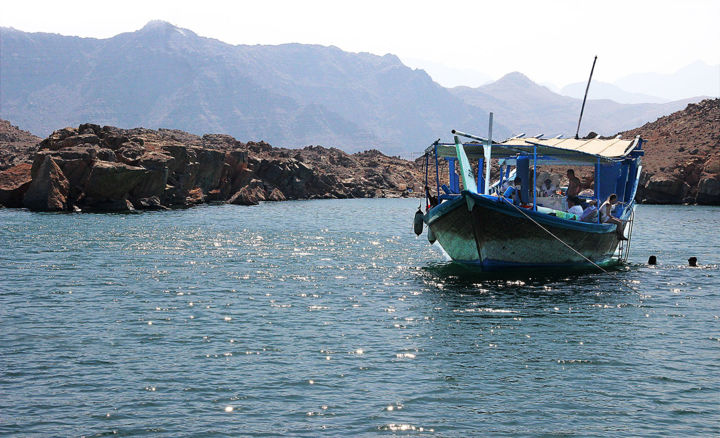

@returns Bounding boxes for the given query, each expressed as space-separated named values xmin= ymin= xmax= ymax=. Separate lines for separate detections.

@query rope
xmin=495 ymin=198 xmax=640 ymax=296
xmin=502 ymin=199 xmax=609 ymax=274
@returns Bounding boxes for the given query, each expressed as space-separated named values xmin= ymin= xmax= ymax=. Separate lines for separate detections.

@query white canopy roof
xmin=428 ymin=135 xmax=641 ymax=164
xmin=501 ymin=136 xmax=639 ymax=159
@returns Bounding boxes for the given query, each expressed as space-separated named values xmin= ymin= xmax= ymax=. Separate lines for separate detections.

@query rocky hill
xmin=0 ymin=120 xmax=41 ymax=170
xmin=623 ymin=98 xmax=720 ymax=204
xmin=0 ymin=122 xmax=424 ymax=211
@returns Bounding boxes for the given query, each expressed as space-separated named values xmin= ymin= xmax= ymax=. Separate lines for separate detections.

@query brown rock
xmin=697 ymin=177 xmax=720 ymax=204
xmin=704 ymin=155 xmax=720 ymax=177
xmin=0 ymin=120 xmax=41 ymax=171
xmin=186 ymin=187 xmax=205 ymax=205
xmin=267 ymin=187 xmax=286 ymax=202
xmin=0 ymin=163 xmax=32 ymax=207
xmin=642 ymin=174 xmax=689 ymax=204
xmin=23 ymin=155 xmax=69 ymax=211
xmin=622 ymin=98 xmax=720 ymax=204
xmin=162 ymin=145 xmax=199 ymax=204
xmin=133 ymin=196 xmax=168 ymax=210
xmin=115 ymin=142 xmax=146 ymax=164
xmin=84 ymin=161 xmax=147 ymax=202
xmin=131 ymin=151 xmax=173 ymax=201
xmin=229 ymin=185 xmax=265 ymax=205
xmin=195 ymin=148 xmax=226 ymax=193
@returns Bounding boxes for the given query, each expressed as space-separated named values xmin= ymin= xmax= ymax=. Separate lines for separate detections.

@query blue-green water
xmin=1 ymin=200 xmax=718 ymax=436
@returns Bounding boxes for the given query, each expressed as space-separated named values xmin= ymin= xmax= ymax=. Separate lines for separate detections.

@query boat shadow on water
xmin=416 ymin=260 xmax=643 ymax=299
xmin=422 ymin=260 xmax=629 ymax=283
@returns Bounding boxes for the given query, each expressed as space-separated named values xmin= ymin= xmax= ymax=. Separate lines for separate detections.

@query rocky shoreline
xmin=1 ymin=99 xmax=718 ymax=211
xmin=0 ymin=123 xmax=423 ymax=212
xmin=624 ymin=98 xmax=720 ymax=204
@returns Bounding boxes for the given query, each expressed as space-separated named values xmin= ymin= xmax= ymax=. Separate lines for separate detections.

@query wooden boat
xmin=419 ymin=127 xmax=644 ymax=271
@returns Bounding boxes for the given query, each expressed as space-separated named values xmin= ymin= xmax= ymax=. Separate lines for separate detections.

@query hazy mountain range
xmin=559 ymin=61 xmax=719 ymax=104
xmin=451 ymin=73 xmax=702 ymax=138
xmin=0 ymin=21 xmax=711 ymax=155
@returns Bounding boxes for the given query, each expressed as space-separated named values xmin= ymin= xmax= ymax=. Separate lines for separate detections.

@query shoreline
xmin=0 ymin=123 xmax=425 ymax=212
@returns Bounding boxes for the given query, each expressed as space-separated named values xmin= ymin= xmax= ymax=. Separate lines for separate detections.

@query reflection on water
xmin=0 ymin=201 xmax=718 ymax=436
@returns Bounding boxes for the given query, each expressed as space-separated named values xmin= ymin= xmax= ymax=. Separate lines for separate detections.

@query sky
xmin=2 ymin=0 xmax=719 ymax=88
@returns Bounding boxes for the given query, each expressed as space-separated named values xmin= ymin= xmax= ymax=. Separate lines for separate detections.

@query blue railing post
xmin=596 ymin=157 xmax=601 ymax=224
xmin=434 ymin=144 xmax=440 ymax=199
xmin=448 ymin=158 xmax=459 ymax=192
xmin=533 ymin=145 xmax=537 ymax=211
xmin=477 ymin=158 xmax=485 ymax=194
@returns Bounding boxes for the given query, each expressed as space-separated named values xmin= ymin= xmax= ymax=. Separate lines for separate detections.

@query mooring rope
xmin=502 ymin=199 xmax=609 ymax=274
xmin=496 ymin=198 xmax=642 ymax=297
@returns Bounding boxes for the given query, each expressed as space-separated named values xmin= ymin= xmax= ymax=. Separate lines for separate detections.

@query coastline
xmin=2 ymin=98 xmax=719 ymax=212
xmin=0 ymin=123 xmax=424 ymax=212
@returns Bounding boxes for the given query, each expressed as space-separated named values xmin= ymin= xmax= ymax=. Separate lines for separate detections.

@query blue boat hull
xmin=425 ymin=191 xmax=622 ymax=271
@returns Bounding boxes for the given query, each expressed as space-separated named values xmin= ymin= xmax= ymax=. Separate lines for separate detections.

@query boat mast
xmin=484 ymin=113 xmax=493 ymax=194
xmin=575 ymin=55 xmax=597 ymax=140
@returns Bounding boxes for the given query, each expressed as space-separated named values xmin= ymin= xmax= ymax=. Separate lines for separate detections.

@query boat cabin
xmin=423 ymin=132 xmax=644 ymax=223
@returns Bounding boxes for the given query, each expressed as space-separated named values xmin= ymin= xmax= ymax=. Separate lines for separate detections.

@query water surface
xmin=1 ymin=201 xmax=718 ymax=436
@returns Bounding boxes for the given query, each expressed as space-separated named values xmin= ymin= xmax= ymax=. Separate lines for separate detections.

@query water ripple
xmin=1 ymin=202 xmax=718 ymax=436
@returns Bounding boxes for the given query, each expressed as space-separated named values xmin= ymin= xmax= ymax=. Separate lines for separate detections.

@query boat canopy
xmin=428 ymin=136 xmax=641 ymax=165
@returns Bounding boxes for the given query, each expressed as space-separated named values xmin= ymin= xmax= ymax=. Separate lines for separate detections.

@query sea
xmin=1 ymin=199 xmax=718 ymax=436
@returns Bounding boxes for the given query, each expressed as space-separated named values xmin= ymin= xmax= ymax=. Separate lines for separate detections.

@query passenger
xmin=503 ymin=176 xmax=523 ymax=205
xmin=600 ymin=194 xmax=627 ymax=240
xmin=566 ymin=169 xmax=581 ymax=198
xmin=425 ymin=185 xmax=438 ymax=209
xmin=580 ymin=199 xmax=598 ymax=222
xmin=539 ymin=178 xmax=556 ymax=197
xmin=567 ymin=196 xmax=584 ymax=217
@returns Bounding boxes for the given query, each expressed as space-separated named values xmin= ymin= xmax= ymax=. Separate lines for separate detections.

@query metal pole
xmin=575 ymin=56 xmax=597 ymax=140
xmin=424 ymin=153 xmax=429 ymax=209
xmin=484 ymin=113 xmax=493 ymax=195
xmin=452 ymin=129 xmax=488 ymax=143
xmin=596 ymin=157 xmax=601 ymax=224
xmin=434 ymin=144 xmax=440 ymax=200
xmin=533 ymin=145 xmax=537 ymax=211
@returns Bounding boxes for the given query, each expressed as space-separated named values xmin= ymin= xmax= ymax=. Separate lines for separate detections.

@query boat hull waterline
xmin=425 ymin=191 xmax=621 ymax=271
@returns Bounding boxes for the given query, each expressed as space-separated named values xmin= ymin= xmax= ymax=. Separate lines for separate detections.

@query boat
xmin=417 ymin=122 xmax=644 ymax=271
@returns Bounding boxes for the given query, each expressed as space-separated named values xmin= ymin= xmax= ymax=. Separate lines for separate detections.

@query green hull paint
xmin=425 ymin=193 xmax=622 ymax=269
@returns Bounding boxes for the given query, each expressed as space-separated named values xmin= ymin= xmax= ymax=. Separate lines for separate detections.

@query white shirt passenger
xmin=568 ymin=205 xmax=583 ymax=217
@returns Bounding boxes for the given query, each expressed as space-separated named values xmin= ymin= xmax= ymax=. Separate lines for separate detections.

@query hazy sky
xmin=2 ymin=0 xmax=719 ymax=87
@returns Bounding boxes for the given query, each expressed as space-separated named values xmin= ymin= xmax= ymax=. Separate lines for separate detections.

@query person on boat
xmin=503 ymin=177 xmax=523 ymax=205
xmin=580 ymin=199 xmax=598 ymax=222
xmin=425 ymin=185 xmax=438 ymax=209
xmin=600 ymin=194 xmax=627 ymax=240
xmin=539 ymin=178 xmax=556 ymax=197
xmin=566 ymin=169 xmax=582 ymax=198
xmin=567 ymin=196 xmax=583 ymax=217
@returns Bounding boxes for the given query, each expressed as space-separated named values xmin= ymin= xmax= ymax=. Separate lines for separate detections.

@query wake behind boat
xmin=416 ymin=123 xmax=644 ymax=271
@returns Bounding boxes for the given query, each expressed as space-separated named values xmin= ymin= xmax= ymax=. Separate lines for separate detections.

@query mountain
xmin=0 ymin=22 xmax=506 ymax=155
xmin=451 ymin=72 xmax=704 ymax=137
xmin=0 ymin=22 xmax=711 ymax=156
xmin=614 ymin=61 xmax=720 ymax=102
xmin=559 ymin=81 xmax=668 ymax=104
xmin=401 ymin=57 xmax=493 ymax=88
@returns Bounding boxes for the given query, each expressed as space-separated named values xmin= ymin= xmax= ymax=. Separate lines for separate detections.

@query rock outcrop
xmin=0 ymin=120 xmax=41 ymax=171
xmin=623 ymin=98 xmax=720 ymax=204
xmin=0 ymin=163 xmax=32 ymax=208
xmin=0 ymin=122 xmax=424 ymax=211
xmin=22 ymin=155 xmax=70 ymax=211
